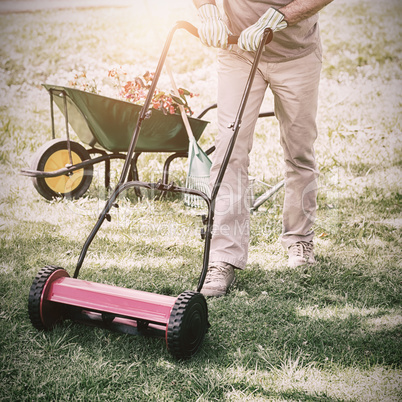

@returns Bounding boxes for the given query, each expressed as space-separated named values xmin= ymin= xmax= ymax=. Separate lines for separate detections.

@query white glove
xmin=238 ymin=7 xmax=287 ymax=52
xmin=197 ymin=4 xmax=231 ymax=49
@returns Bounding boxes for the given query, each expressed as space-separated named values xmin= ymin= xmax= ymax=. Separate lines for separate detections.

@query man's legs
xmin=203 ymin=48 xmax=322 ymax=296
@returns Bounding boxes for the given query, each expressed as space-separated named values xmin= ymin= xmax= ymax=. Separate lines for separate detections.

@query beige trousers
xmin=209 ymin=47 xmax=322 ymax=269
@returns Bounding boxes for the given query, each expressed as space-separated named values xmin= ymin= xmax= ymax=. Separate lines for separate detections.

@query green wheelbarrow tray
xmin=43 ymin=84 xmax=208 ymax=153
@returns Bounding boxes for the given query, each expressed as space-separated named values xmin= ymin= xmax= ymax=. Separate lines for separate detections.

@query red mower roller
xmin=28 ymin=265 xmax=208 ymax=359
xmin=27 ymin=22 xmax=273 ymax=359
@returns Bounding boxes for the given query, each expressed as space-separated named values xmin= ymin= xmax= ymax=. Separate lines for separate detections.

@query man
xmin=193 ymin=0 xmax=334 ymax=296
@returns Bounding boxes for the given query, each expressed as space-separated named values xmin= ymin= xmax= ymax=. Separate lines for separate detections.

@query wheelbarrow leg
xmin=128 ymin=152 xmax=142 ymax=197
xmin=105 ymin=158 xmax=111 ymax=191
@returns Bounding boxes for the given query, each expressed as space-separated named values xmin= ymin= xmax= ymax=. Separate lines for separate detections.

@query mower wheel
xmin=166 ymin=291 xmax=209 ymax=359
xmin=28 ymin=265 xmax=69 ymax=330
xmin=31 ymin=139 xmax=93 ymax=200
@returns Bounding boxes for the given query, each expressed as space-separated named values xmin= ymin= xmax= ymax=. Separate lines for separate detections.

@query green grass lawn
xmin=0 ymin=0 xmax=401 ymax=400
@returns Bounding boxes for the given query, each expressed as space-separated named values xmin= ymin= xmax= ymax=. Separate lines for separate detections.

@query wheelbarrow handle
xmin=175 ymin=20 xmax=239 ymax=45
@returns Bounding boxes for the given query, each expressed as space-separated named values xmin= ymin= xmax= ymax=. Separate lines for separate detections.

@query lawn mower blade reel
xmin=28 ymin=266 xmax=209 ymax=359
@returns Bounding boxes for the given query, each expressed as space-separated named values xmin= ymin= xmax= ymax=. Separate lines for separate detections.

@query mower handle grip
xmin=175 ymin=20 xmax=239 ymax=45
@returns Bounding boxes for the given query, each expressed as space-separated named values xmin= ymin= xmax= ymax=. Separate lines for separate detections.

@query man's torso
xmin=223 ymin=0 xmax=321 ymax=62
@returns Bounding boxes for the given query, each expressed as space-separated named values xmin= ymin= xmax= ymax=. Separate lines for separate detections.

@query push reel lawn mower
xmin=28 ymin=22 xmax=273 ymax=359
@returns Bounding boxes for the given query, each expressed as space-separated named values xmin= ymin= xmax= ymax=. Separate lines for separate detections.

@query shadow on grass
xmin=205 ymin=262 xmax=402 ymax=369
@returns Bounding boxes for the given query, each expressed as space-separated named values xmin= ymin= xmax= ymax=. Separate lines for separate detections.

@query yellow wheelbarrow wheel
xmin=31 ymin=139 xmax=93 ymax=200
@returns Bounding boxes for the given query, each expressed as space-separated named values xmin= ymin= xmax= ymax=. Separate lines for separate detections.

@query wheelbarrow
xmin=20 ymin=82 xmax=209 ymax=200
xmin=27 ymin=21 xmax=274 ymax=359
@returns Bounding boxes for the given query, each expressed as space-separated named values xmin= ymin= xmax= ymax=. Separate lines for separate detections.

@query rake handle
xmin=165 ymin=61 xmax=196 ymax=143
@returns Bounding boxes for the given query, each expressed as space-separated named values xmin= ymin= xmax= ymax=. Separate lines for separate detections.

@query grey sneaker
xmin=288 ymin=241 xmax=315 ymax=268
xmin=200 ymin=262 xmax=235 ymax=297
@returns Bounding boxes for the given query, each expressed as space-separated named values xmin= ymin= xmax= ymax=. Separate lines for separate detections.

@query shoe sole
xmin=200 ymin=278 xmax=235 ymax=297
xmin=288 ymin=259 xmax=316 ymax=268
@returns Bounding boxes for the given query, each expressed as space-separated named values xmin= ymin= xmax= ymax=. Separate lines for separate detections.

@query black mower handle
xmin=73 ymin=20 xmax=273 ymax=281
xmin=175 ymin=20 xmax=240 ymax=45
